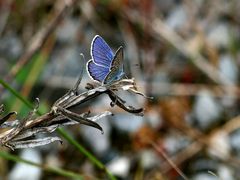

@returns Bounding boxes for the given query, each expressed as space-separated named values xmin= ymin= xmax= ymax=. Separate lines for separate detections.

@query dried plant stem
xmin=151 ymin=141 xmax=189 ymax=180
xmin=160 ymin=141 xmax=202 ymax=174
xmin=160 ymin=115 xmax=240 ymax=173
xmin=0 ymin=78 xmax=117 ymax=180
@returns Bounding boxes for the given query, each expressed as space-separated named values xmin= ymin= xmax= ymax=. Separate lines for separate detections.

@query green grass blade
xmin=58 ymin=128 xmax=116 ymax=180
xmin=0 ymin=151 xmax=83 ymax=179
xmin=0 ymin=78 xmax=33 ymax=109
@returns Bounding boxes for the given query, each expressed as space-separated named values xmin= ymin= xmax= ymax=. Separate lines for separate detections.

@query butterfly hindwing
xmin=104 ymin=47 xmax=124 ymax=84
xmin=87 ymin=60 xmax=109 ymax=82
xmin=111 ymin=46 xmax=123 ymax=69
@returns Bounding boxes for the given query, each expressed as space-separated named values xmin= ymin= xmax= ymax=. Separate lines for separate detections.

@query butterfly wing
xmin=87 ymin=60 xmax=109 ymax=82
xmin=88 ymin=35 xmax=124 ymax=84
xmin=104 ymin=47 xmax=124 ymax=84
xmin=111 ymin=46 xmax=123 ymax=68
xmin=91 ymin=35 xmax=114 ymax=68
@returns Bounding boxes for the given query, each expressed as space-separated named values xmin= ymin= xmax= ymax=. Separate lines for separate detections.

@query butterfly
xmin=86 ymin=35 xmax=125 ymax=85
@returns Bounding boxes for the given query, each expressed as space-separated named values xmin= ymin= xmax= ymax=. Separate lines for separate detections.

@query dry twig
xmin=0 ymin=72 xmax=144 ymax=149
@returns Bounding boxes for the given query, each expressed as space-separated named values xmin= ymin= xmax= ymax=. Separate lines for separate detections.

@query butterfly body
xmin=86 ymin=35 xmax=125 ymax=85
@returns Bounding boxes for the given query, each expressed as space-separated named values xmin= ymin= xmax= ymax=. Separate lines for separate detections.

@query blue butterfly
xmin=86 ymin=35 xmax=125 ymax=85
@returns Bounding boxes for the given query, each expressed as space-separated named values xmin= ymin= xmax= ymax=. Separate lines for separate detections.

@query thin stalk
xmin=0 ymin=78 xmax=33 ymax=109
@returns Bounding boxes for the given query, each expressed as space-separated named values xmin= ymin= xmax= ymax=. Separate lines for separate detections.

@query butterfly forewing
xmin=91 ymin=35 xmax=114 ymax=68
xmin=111 ymin=46 xmax=123 ymax=68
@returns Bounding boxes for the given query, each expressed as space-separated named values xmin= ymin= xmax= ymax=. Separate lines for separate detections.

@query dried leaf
xmin=107 ymin=90 xmax=144 ymax=116
xmin=56 ymin=106 xmax=103 ymax=132
xmin=9 ymin=136 xmax=62 ymax=149
xmin=88 ymin=111 xmax=112 ymax=122
xmin=111 ymin=78 xmax=152 ymax=99
xmin=63 ymin=86 xmax=107 ymax=109
xmin=49 ymin=115 xmax=79 ymax=126
xmin=12 ymin=125 xmax=59 ymax=141
xmin=0 ymin=120 xmax=19 ymax=128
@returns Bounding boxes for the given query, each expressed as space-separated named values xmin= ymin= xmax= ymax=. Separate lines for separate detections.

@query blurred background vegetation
xmin=0 ymin=0 xmax=240 ymax=179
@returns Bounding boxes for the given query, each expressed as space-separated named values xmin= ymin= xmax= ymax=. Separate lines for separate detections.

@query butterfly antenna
xmin=80 ymin=53 xmax=86 ymax=63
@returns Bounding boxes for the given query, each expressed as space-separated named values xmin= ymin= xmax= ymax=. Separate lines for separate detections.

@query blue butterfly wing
xmin=91 ymin=35 xmax=114 ymax=68
xmin=87 ymin=60 xmax=109 ymax=82
xmin=104 ymin=47 xmax=124 ymax=84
